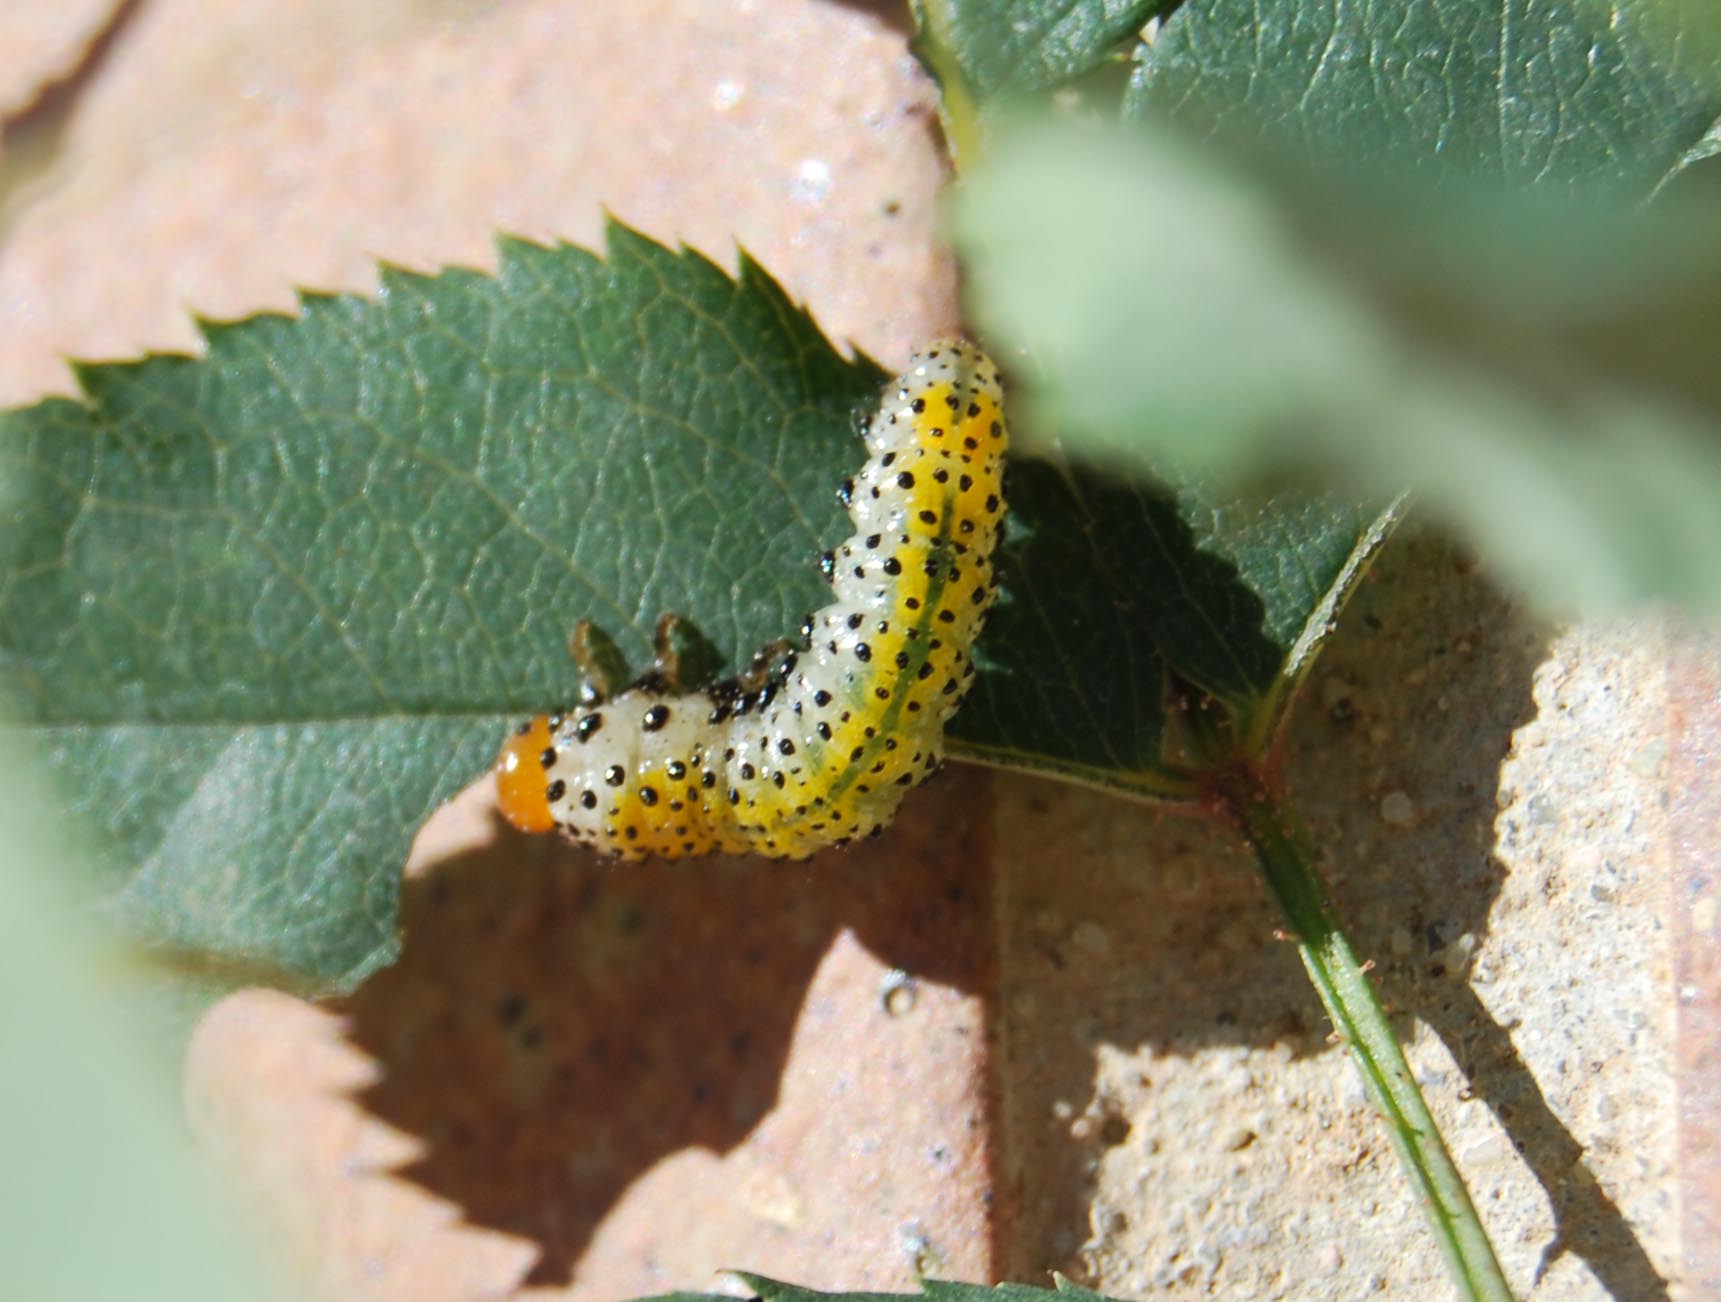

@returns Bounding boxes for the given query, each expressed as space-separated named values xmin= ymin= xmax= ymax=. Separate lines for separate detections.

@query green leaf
xmin=952 ymin=461 xmax=1396 ymax=779
xmin=1132 ymin=0 xmax=1721 ymax=196
xmin=0 ymin=224 xmax=885 ymax=994
xmin=636 ymin=1271 xmax=1123 ymax=1302
xmin=912 ymin=0 xmax=1164 ymax=104
xmin=909 ymin=0 xmax=1171 ymax=166
xmin=952 ymin=120 xmax=1721 ymax=613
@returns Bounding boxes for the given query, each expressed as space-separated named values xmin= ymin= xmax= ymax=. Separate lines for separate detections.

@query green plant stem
xmin=1218 ymin=768 xmax=1514 ymax=1302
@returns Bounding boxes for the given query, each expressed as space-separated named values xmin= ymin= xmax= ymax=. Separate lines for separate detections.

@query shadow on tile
xmin=336 ymin=767 xmax=994 ymax=1287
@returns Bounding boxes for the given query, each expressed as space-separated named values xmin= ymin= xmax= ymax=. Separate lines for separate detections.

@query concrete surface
xmin=0 ymin=3 xmax=1699 ymax=1299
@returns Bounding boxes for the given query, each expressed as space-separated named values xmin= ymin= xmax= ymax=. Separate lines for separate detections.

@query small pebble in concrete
xmin=1379 ymin=790 xmax=1415 ymax=825
xmin=879 ymin=968 xmax=918 ymax=1017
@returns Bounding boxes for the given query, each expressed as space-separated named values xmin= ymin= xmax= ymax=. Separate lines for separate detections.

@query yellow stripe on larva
xmin=496 ymin=338 xmax=1007 ymax=860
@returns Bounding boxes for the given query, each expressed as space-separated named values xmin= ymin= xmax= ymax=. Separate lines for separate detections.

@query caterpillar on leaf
xmin=496 ymin=338 xmax=1007 ymax=860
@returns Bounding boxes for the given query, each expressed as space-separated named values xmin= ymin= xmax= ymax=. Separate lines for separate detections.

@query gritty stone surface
xmin=992 ymin=530 xmax=1680 ymax=1299
xmin=1670 ymin=630 xmax=1721 ymax=1297
xmin=189 ymin=770 xmax=998 ymax=1299
xmin=0 ymin=0 xmax=122 ymax=118
xmin=0 ymin=0 xmax=953 ymax=407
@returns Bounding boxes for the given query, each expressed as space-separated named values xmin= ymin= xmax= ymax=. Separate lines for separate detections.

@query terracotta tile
xmin=1670 ymin=628 xmax=1721 ymax=1296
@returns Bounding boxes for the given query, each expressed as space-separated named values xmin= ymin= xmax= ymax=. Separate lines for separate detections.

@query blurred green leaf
xmin=1133 ymin=0 xmax=1721 ymax=196
xmin=0 ymin=742 xmax=276 ymax=1300
xmin=954 ymin=121 xmax=1721 ymax=611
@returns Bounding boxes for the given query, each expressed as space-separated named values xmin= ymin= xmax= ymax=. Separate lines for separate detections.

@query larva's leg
xmin=569 ymin=619 xmax=629 ymax=705
xmin=646 ymin=612 xmax=725 ymax=694
xmin=739 ymin=638 xmax=798 ymax=690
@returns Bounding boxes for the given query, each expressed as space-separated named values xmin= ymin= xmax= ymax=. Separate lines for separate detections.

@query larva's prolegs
xmin=496 ymin=338 xmax=1007 ymax=860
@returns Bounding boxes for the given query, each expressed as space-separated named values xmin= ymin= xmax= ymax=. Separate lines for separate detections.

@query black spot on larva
xmin=639 ymin=786 xmax=659 ymax=807
xmin=905 ymin=596 xmax=920 ymax=610
xmin=917 ymin=661 xmax=936 ymax=680
xmin=896 ymin=773 xmax=915 ymax=786
xmin=958 ymin=474 xmax=972 ymax=491
xmin=813 ymin=689 xmax=832 ymax=707
xmin=515 ymin=720 xmax=533 ymax=736
xmin=778 ymin=738 xmax=796 ymax=756
xmin=702 ymin=770 xmax=717 ymax=788
xmin=894 ymin=651 xmax=911 ymax=669
xmin=933 ymin=468 xmax=949 ymax=483
xmin=740 ymin=762 xmax=756 ymax=780
xmin=882 ymin=451 xmax=897 ymax=467
xmin=605 ymin=765 xmax=626 ymax=787
xmin=838 ymin=477 xmax=855 ymax=505
xmin=854 ymin=642 xmax=872 ymax=662
xmin=773 ymin=772 xmax=786 ymax=788
xmin=918 ymin=509 xmax=937 ymax=525
xmin=547 ymin=779 xmax=566 ymax=802
xmin=865 ymin=533 xmax=881 ymax=549
xmin=539 ymin=747 xmax=558 ymax=769
xmin=580 ymin=790 xmax=598 ymax=809
xmin=883 ymin=557 xmax=903 ymax=576
xmin=666 ymin=760 xmax=686 ymax=780
xmin=968 ymin=402 xmax=981 ymax=417
xmin=986 ymin=493 xmax=1001 ymax=512
xmin=938 ymin=609 xmax=956 ymax=624
xmin=896 ymin=471 xmax=916 ymax=489
xmin=850 ymin=746 xmax=865 ymax=761
xmin=971 ymin=586 xmax=987 ymax=604
xmin=990 ymin=420 xmax=1003 ymax=438
xmin=643 ymin=704 xmax=670 ymax=731
xmin=875 ymin=687 xmax=890 ymax=700
xmin=624 ymin=826 xmax=639 ymax=841
xmin=911 ymin=397 xmax=926 ymax=413
xmin=816 ymin=721 xmax=832 ymax=740
xmin=847 ymin=612 xmax=864 ymax=630
xmin=727 ymin=788 xmax=741 ymax=805
xmin=964 ymin=436 xmax=978 ymax=450
xmin=946 ymin=394 xmax=961 ymax=410
xmin=819 ymin=551 xmax=836 ymax=579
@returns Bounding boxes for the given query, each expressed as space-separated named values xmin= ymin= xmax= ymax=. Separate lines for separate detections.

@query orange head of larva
xmin=496 ymin=715 xmax=558 ymax=834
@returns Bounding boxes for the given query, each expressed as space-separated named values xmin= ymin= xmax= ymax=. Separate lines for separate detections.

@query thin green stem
xmin=908 ymin=1 xmax=987 ymax=173
xmin=1217 ymin=768 xmax=1515 ymax=1302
